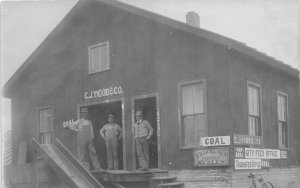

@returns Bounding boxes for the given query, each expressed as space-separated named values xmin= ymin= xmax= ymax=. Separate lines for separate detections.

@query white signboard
xmin=234 ymin=159 xmax=270 ymax=170
xmin=84 ymin=86 xmax=123 ymax=100
xmin=200 ymin=136 xmax=230 ymax=147
xmin=245 ymin=148 xmax=280 ymax=159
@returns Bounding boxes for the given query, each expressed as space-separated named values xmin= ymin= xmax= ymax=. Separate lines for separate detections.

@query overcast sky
xmin=1 ymin=0 xmax=300 ymax=133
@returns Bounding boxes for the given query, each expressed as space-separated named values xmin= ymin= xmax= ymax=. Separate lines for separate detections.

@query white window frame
xmin=277 ymin=91 xmax=288 ymax=149
xmin=247 ymin=81 xmax=262 ymax=136
xmin=88 ymin=41 xmax=110 ymax=74
xmin=178 ymin=78 xmax=207 ymax=149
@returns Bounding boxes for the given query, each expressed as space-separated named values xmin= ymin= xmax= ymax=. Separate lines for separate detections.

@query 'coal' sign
xmin=200 ymin=136 xmax=230 ymax=147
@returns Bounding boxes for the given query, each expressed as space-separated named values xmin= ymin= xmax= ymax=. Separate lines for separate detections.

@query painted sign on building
xmin=280 ymin=150 xmax=287 ymax=159
xmin=234 ymin=159 xmax=270 ymax=170
xmin=245 ymin=148 xmax=280 ymax=159
xmin=63 ymin=119 xmax=75 ymax=128
xmin=234 ymin=147 xmax=286 ymax=159
xmin=84 ymin=86 xmax=123 ymax=100
xmin=233 ymin=134 xmax=263 ymax=147
xmin=234 ymin=147 xmax=246 ymax=159
xmin=194 ymin=147 xmax=229 ymax=167
xmin=200 ymin=136 xmax=230 ymax=147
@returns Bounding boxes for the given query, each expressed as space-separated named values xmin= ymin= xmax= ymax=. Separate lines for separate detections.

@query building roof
xmin=3 ymin=0 xmax=299 ymax=97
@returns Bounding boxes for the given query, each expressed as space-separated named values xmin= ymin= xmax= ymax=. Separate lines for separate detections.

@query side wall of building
xmin=228 ymin=50 xmax=300 ymax=166
xmin=9 ymin=1 xmax=300 ymax=171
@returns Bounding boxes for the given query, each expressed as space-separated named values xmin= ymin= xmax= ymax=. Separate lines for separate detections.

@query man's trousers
xmin=135 ymin=137 xmax=149 ymax=169
xmin=78 ymin=139 xmax=101 ymax=171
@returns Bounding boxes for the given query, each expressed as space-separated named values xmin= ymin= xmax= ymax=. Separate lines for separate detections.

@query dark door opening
xmin=134 ymin=97 xmax=158 ymax=169
xmin=82 ymin=101 xmax=123 ymax=170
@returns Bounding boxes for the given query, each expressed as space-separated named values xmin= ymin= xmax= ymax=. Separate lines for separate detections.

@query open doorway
xmin=81 ymin=101 xmax=123 ymax=170
xmin=133 ymin=96 xmax=158 ymax=169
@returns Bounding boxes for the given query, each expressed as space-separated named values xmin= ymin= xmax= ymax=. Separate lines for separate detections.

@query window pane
xmin=278 ymin=122 xmax=282 ymax=146
xmin=40 ymin=108 xmax=53 ymax=133
xmin=194 ymin=115 xmax=206 ymax=144
xmin=90 ymin=43 xmax=109 ymax=73
xmin=182 ymin=85 xmax=194 ymax=115
xmin=248 ymin=86 xmax=259 ymax=116
xmin=193 ymin=84 xmax=204 ymax=114
xmin=278 ymin=95 xmax=286 ymax=122
xmin=100 ymin=44 xmax=109 ymax=71
xmin=91 ymin=47 xmax=101 ymax=72
xmin=278 ymin=122 xmax=288 ymax=148
xmin=183 ymin=116 xmax=195 ymax=146
xmin=283 ymin=123 xmax=288 ymax=147
xmin=249 ymin=116 xmax=260 ymax=136
xmin=40 ymin=132 xmax=51 ymax=144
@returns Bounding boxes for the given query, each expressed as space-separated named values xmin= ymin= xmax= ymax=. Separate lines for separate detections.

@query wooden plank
xmin=32 ymin=139 xmax=103 ymax=188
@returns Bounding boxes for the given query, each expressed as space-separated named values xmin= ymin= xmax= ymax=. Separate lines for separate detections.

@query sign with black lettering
xmin=280 ymin=150 xmax=287 ymax=159
xmin=234 ymin=147 xmax=286 ymax=160
xmin=245 ymin=148 xmax=280 ymax=159
xmin=233 ymin=134 xmax=263 ymax=147
xmin=234 ymin=159 xmax=270 ymax=170
xmin=200 ymin=136 xmax=230 ymax=147
xmin=234 ymin=147 xmax=245 ymax=159
xmin=194 ymin=147 xmax=229 ymax=167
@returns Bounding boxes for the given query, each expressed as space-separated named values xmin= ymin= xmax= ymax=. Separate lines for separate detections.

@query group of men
xmin=70 ymin=108 xmax=153 ymax=172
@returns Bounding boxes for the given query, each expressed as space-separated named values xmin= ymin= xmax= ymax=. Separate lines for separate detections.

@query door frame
xmin=77 ymin=97 xmax=126 ymax=169
xmin=131 ymin=91 xmax=161 ymax=169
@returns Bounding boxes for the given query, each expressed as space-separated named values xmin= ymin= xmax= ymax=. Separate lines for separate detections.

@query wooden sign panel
xmin=234 ymin=147 xmax=286 ymax=159
xmin=233 ymin=134 xmax=263 ymax=147
xmin=194 ymin=147 xmax=229 ymax=167
xmin=234 ymin=159 xmax=270 ymax=170
xmin=245 ymin=148 xmax=280 ymax=159
xmin=84 ymin=86 xmax=123 ymax=100
xmin=200 ymin=136 xmax=230 ymax=147
xmin=280 ymin=150 xmax=287 ymax=159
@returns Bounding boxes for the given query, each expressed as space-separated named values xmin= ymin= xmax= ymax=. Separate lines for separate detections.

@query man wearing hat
xmin=70 ymin=108 xmax=102 ymax=172
xmin=100 ymin=113 xmax=122 ymax=170
xmin=132 ymin=110 xmax=153 ymax=170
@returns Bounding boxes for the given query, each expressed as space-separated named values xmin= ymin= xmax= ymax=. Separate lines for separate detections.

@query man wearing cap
xmin=70 ymin=108 xmax=102 ymax=172
xmin=132 ymin=110 xmax=153 ymax=170
xmin=100 ymin=114 xmax=122 ymax=170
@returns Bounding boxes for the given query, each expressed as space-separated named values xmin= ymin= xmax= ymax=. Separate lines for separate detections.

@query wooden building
xmin=3 ymin=0 xmax=300 ymax=187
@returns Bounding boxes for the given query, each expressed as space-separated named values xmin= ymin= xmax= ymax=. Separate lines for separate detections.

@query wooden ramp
xmin=32 ymin=138 xmax=104 ymax=188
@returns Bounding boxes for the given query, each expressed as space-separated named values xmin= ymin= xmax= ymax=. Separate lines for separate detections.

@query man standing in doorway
xmin=70 ymin=108 xmax=102 ymax=172
xmin=132 ymin=110 xmax=153 ymax=171
xmin=100 ymin=114 xmax=122 ymax=170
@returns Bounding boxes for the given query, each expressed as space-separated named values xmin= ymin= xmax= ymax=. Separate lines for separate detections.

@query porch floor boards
xmin=93 ymin=169 xmax=168 ymax=183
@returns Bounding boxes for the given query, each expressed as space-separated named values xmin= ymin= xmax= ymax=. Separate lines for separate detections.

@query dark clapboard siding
xmin=8 ymin=0 xmax=300 ymax=169
xmin=228 ymin=49 xmax=300 ymax=166
xmin=154 ymin=24 xmax=235 ymax=169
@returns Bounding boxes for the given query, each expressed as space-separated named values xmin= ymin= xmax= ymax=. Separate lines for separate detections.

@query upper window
xmin=277 ymin=92 xmax=288 ymax=148
xmin=39 ymin=106 xmax=54 ymax=144
xmin=179 ymin=79 xmax=207 ymax=147
xmin=247 ymin=82 xmax=261 ymax=136
xmin=88 ymin=41 xmax=110 ymax=74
